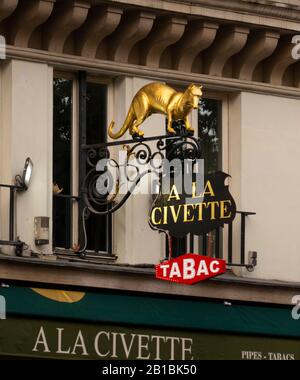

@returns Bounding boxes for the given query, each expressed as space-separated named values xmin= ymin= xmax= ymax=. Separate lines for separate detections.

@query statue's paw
xmin=167 ymin=127 xmax=176 ymax=135
xmin=132 ymin=130 xmax=144 ymax=140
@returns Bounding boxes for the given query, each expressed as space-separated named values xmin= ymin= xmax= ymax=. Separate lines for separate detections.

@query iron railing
xmin=0 ymin=183 xmax=25 ymax=254
xmin=53 ymin=193 xmax=113 ymax=256
xmin=52 ymin=193 xmax=80 ymax=251
xmin=169 ymin=210 xmax=256 ymax=270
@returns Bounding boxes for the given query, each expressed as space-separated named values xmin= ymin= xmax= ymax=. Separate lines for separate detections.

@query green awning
xmin=0 ymin=285 xmax=299 ymax=339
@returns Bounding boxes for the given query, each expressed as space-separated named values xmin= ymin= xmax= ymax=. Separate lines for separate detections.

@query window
xmin=198 ymin=98 xmax=222 ymax=258
xmin=83 ymin=81 xmax=111 ymax=253
xmin=53 ymin=73 xmax=112 ymax=255
xmin=53 ymin=78 xmax=72 ymax=249
xmin=199 ymin=98 xmax=222 ymax=175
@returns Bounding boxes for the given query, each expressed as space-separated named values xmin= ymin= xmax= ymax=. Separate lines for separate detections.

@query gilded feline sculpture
xmin=108 ymin=82 xmax=202 ymax=139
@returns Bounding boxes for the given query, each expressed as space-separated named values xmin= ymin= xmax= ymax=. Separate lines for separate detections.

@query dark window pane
xmin=84 ymin=82 xmax=108 ymax=252
xmin=198 ymin=98 xmax=222 ymax=258
xmin=198 ymin=99 xmax=222 ymax=174
xmin=86 ymin=83 xmax=107 ymax=144
xmin=53 ymin=78 xmax=72 ymax=249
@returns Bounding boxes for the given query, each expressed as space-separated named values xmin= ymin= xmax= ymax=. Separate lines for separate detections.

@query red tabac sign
xmin=156 ymin=254 xmax=226 ymax=285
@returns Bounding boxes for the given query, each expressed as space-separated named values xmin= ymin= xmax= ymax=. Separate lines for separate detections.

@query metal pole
xmin=106 ymin=207 xmax=113 ymax=255
xmin=241 ymin=213 xmax=246 ymax=265
xmin=228 ymin=222 xmax=233 ymax=264
xmin=189 ymin=234 xmax=194 ymax=253
xmin=202 ymin=233 xmax=207 ymax=256
xmin=215 ymin=227 xmax=220 ymax=258
xmin=9 ymin=187 xmax=15 ymax=241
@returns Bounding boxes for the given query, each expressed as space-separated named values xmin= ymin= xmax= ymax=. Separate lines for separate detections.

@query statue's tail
xmin=108 ymin=107 xmax=135 ymax=139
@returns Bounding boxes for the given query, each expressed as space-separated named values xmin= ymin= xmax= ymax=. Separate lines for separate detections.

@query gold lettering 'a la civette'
xmin=150 ymin=181 xmax=233 ymax=226
xmin=108 ymin=82 xmax=202 ymax=139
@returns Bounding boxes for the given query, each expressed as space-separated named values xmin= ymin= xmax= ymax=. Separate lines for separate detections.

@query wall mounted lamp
xmin=15 ymin=157 xmax=34 ymax=191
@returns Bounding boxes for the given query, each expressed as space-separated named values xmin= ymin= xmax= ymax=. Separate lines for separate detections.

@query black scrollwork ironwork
xmin=80 ymin=124 xmax=202 ymax=216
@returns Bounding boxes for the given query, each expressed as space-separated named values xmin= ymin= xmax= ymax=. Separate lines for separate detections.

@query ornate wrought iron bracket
xmin=80 ymin=127 xmax=202 ymax=216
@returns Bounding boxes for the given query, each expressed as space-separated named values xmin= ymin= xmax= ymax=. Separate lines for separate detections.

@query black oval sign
xmin=149 ymin=171 xmax=236 ymax=237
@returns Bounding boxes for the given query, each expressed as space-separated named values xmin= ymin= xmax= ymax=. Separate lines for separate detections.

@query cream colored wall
xmin=0 ymin=59 xmax=53 ymax=255
xmin=229 ymin=92 xmax=300 ymax=282
xmin=0 ymin=61 xmax=11 ymax=244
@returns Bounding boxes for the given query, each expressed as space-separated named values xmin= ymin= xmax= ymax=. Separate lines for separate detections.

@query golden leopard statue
xmin=108 ymin=82 xmax=202 ymax=139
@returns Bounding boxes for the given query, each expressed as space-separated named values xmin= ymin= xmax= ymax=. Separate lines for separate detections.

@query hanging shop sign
xmin=79 ymin=82 xmax=241 ymax=285
xmin=151 ymin=171 xmax=236 ymax=284
xmin=156 ymin=254 xmax=226 ymax=285
xmin=149 ymin=171 xmax=236 ymax=237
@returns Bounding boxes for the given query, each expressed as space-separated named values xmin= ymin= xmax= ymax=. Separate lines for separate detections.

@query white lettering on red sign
xmin=156 ymin=254 xmax=226 ymax=285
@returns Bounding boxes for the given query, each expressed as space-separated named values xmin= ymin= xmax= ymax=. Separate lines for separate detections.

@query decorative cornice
xmin=264 ymin=38 xmax=297 ymax=85
xmin=0 ymin=0 xmax=19 ymax=23
xmin=42 ymin=0 xmax=90 ymax=53
xmin=189 ymin=0 xmax=300 ymax=16
xmin=233 ymin=31 xmax=280 ymax=81
xmin=8 ymin=0 xmax=55 ymax=47
xmin=91 ymin=0 xmax=300 ymax=28
xmin=141 ymin=16 xmax=187 ymax=67
xmin=172 ymin=21 xmax=218 ymax=72
xmin=1 ymin=0 xmax=300 ymax=89
xmin=203 ymin=26 xmax=250 ymax=77
xmin=6 ymin=45 xmax=300 ymax=97
xmin=76 ymin=6 xmax=123 ymax=58
xmin=108 ymin=11 xmax=156 ymax=63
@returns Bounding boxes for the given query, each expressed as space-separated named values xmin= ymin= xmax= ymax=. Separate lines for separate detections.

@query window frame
xmin=53 ymin=70 xmax=114 ymax=255
xmin=52 ymin=73 xmax=75 ymax=250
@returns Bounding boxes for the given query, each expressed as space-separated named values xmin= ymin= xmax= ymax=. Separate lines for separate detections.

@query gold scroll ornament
xmin=108 ymin=82 xmax=202 ymax=139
